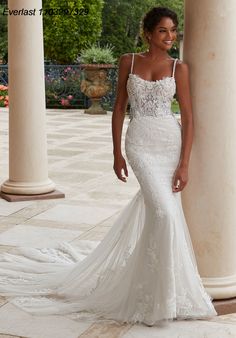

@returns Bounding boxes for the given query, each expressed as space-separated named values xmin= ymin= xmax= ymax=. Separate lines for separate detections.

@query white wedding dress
xmin=0 ymin=54 xmax=217 ymax=326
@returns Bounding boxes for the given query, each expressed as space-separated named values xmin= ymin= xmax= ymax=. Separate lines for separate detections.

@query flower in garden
xmin=0 ymin=85 xmax=9 ymax=107
xmin=67 ymin=95 xmax=73 ymax=100
xmin=60 ymin=98 xmax=70 ymax=106
xmin=64 ymin=67 xmax=71 ymax=73
xmin=0 ymin=85 xmax=8 ymax=91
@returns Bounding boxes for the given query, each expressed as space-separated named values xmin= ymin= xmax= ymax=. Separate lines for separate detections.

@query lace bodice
xmin=126 ymin=54 xmax=178 ymax=119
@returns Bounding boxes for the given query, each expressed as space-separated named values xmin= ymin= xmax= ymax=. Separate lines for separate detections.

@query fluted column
xmin=1 ymin=0 xmax=55 ymax=195
xmin=182 ymin=0 xmax=236 ymax=299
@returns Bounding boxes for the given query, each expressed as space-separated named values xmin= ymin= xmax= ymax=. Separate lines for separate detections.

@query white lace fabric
xmin=127 ymin=73 xmax=176 ymax=120
xmin=0 ymin=58 xmax=218 ymax=326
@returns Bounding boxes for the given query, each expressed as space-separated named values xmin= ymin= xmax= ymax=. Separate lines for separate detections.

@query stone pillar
xmin=1 ymin=0 xmax=55 ymax=195
xmin=182 ymin=0 xmax=236 ymax=299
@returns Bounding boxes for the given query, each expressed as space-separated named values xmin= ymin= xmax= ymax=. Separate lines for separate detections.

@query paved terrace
xmin=0 ymin=108 xmax=235 ymax=338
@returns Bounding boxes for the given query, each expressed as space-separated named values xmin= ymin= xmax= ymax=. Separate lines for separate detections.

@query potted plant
xmin=79 ymin=44 xmax=116 ymax=114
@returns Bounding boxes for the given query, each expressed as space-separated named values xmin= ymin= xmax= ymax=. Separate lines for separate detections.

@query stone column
xmin=1 ymin=0 xmax=55 ymax=195
xmin=182 ymin=0 xmax=236 ymax=299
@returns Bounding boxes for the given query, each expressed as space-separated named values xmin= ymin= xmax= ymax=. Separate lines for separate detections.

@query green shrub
xmin=80 ymin=44 xmax=116 ymax=64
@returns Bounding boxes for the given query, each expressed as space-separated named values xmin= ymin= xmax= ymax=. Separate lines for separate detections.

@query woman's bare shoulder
xmin=118 ymin=53 xmax=134 ymax=73
xmin=176 ymin=59 xmax=189 ymax=68
xmin=175 ymin=60 xmax=190 ymax=76
xmin=119 ymin=52 xmax=145 ymax=62
xmin=119 ymin=53 xmax=133 ymax=64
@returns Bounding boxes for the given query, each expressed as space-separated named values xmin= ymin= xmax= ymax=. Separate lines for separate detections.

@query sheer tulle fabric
xmin=0 ymin=58 xmax=217 ymax=326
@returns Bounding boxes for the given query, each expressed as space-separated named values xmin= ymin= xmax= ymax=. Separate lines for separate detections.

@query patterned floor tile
xmin=78 ymin=321 xmax=132 ymax=338
xmin=209 ymin=313 xmax=236 ymax=324
xmin=0 ymin=225 xmax=82 ymax=248
xmin=122 ymin=320 xmax=236 ymax=338
xmin=0 ymin=296 xmax=7 ymax=307
xmin=0 ymin=335 xmax=24 ymax=338
xmin=33 ymin=204 xmax=119 ymax=225
xmin=0 ymin=303 xmax=91 ymax=338
xmin=0 ymin=200 xmax=33 ymax=217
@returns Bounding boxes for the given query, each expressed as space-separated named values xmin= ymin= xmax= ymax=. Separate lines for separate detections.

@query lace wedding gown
xmin=0 ymin=55 xmax=217 ymax=326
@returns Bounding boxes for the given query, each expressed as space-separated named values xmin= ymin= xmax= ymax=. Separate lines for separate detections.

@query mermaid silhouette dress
xmin=0 ymin=53 xmax=217 ymax=326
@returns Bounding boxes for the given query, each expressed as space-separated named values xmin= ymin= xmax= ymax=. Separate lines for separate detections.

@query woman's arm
xmin=172 ymin=61 xmax=194 ymax=192
xmin=112 ymin=53 xmax=131 ymax=182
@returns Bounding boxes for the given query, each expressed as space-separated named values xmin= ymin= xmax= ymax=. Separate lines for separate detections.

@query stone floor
xmin=0 ymin=107 xmax=236 ymax=338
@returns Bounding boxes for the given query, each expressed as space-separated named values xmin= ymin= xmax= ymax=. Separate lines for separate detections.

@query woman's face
xmin=146 ymin=17 xmax=177 ymax=51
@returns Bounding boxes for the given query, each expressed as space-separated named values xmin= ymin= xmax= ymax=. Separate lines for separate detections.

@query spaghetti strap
xmin=172 ymin=58 xmax=178 ymax=78
xmin=130 ymin=53 xmax=135 ymax=74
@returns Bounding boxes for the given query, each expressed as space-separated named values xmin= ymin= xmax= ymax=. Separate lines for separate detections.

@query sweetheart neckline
xmin=128 ymin=73 xmax=175 ymax=84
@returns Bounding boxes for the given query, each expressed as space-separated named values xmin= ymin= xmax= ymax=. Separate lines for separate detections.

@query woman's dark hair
xmin=142 ymin=7 xmax=178 ymax=41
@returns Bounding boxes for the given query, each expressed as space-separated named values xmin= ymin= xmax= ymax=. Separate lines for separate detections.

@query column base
xmin=1 ymin=178 xmax=56 ymax=195
xmin=203 ymin=273 xmax=236 ymax=299
xmin=213 ymin=297 xmax=236 ymax=315
xmin=0 ymin=189 xmax=65 ymax=202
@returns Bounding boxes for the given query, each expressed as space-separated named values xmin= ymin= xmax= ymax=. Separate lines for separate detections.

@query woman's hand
xmin=113 ymin=154 xmax=128 ymax=182
xmin=172 ymin=164 xmax=188 ymax=192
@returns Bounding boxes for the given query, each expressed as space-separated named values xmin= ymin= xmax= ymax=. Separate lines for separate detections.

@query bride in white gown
xmin=0 ymin=7 xmax=217 ymax=326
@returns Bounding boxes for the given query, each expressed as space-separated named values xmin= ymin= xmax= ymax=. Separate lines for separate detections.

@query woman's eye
xmin=159 ymin=29 xmax=177 ymax=33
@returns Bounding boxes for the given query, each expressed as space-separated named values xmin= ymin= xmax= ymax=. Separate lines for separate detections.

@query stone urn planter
xmin=80 ymin=64 xmax=115 ymax=115
xmin=79 ymin=44 xmax=116 ymax=115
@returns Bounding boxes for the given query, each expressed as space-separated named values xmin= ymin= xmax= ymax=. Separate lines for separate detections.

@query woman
xmin=111 ymin=6 xmax=218 ymax=325
xmin=0 ymin=7 xmax=217 ymax=327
